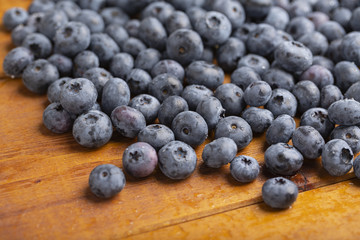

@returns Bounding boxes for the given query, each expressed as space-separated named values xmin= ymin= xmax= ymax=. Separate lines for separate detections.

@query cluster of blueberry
xmin=3 ymin=0 xmax=360 ymax=209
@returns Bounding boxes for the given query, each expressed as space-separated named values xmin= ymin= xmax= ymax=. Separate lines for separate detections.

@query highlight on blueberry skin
xmin=89 ymin=164 xmax=126 ymax=199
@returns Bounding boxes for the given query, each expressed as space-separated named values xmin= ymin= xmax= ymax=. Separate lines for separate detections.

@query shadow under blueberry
xmin=259 ymin=202 xmax=291 ymax=212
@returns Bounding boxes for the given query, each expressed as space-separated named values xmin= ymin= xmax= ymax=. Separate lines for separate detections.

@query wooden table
xmin=1 ymin=1 xmax=360 ymax=239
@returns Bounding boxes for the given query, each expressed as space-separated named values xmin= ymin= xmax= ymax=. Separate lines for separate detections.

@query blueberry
xmin=202 ymin=137 xmax=237 ymax=168
xmin=73 ymin=10 xmax=104 ymax=34
xmin=242 ymin=0 xmax=272 ymax=20
xmin=214 ymin=116 xmax=253 ymax=150
xmin=215 ymin=83 xmax=245 ymax=116
xmin=141 ymin=1 xmax=175 ymax=24
xmin=171 ymin=111 xmax=208 ymax=147
xmin=28 ymin=0 xmax=55 ymax=14
xmin=105 ymin=24 xmax=129 ymax=48
xmin=186 ymin=7 xmax=206 ymax=28
xmin=121 ymin=37 xmax=147 ymax=58
xmin=111 ymin=105 xmax=146 ymax=138
xmin=331 ymin=7 xmax=352 ymax=30
xmin=26 ymin=12 xmax=45 ymax=31
xmin=138 ymin=17 xmax=167 ymax=51
xmin=2 ymin=7 xmax=29 ymax=31
xmin=73 ymin=110 xmax=113 ymax=148
xmin=148 ymin=73 xmax=183 ymax=103
xmin=327 ymin=39 xmax=344 ymax=63
xmin=3 ymin=47 xmax=34 ymax=78
xmin=158 ymin=141 xmax=197 ymax=180
xmin=47 ymin=54 xmax=72 ymax=78
xmin=55 ymin=1 xmax=81 ymax=20
xmin=43 ymin=102 xmax=73 ymax=134
xmin=237 ymin=54 xmax=270 ymax=76
xmin=265 ymin=6 xmax=289 ymax=30
xmin=292 ymin=80 xmax=320 ymax=114
xmin=89 ymin=33 xmax=120 ymax=66
xmin=89 ymin=164 xmax=125 ymax=199
xmin=244 ymin=81 xmax=272 ymax=107
xmin=265 ymin=88 xmax=297 ymax=118
xmin=330 ymin=126 xmax=360 ymax=154
xmin=78 ymin=0 xmax=105 ymax=12
xmin=47 ymin=77 xmax=71 ymax=103
xmin=22 ymin=33 xmax=52 ymax=59
xmin=165 ymin=10 xmax=192 ymax=34
xmin=186 ymin=61 xmax=224 ymax=90
xmin=54 ymin=21 xmax=91 ymax=58
xmin=216 ymin=37 xmax=246 ymax=73
xmin=300 ymin=108 xmax=334 ymax=139
xmin=274 ymin=41 xmax=313 ymax=74
xmin=122 ymin=142 xmax=158 ymax=178
xmin=11 ymin=24 xmax=36 ymax=47
xmin=266 ymin=114 xmax=296 ymax=145
xmin=334 ymin=61 xmax=360 ymax=93
xmin=340 ymin=32 xmax=360 ymax=67
xmin=265 ymin=143 xmax=304 ymax=176
xmin=181 ymin=85 xmax=213 ymax=111
xmin=157 ymin=96 xmax=189 ymax=127
xmin=101 ymin=78 xmax=130 ymax=116
xmin=60 ymin=78 xmax=98 ymax=115
xmin=262 ymin=68 xmax=294 ymax=91
xmin=292 ymin=126 xmax=325 ymax=160
xmin=135 ymin=48 xmax=161 ymax=73
xmin=230 ymin=155 xmax=260 ymax=183
xmin=345 ymin=82 xmax=360 ymax=102
xmin=84 ymin=68 xmax=112 ymax=96
xmin=350 ymin=7 xmax=360 ymax=31
xmin=298 ymin=32 xmax=329 ymax=56
xmin=322 ymin=139 xmax=353 ymax=176
xmin=166 ymin=29 xmax=204 ymax=66
xmin=168 ymin=0 xmax=205 ymax=11
xmin=328 ymin=99 xmax=360 ymax=126
xmin=22 ymin=59 xmax=59 ymax=94
xmin=262 ymin=177 xmax=298 ymax=209
xmin=353 ymin=155 xmax=360 ymax=179
xmin=129 ymin=94 xmax=160 ymax=124
xmin=126 ymin=68 xmax=152 ymax=97
xmin=115 ymin=0 xmax=152 ymax=16
xmin=320 ymin=85 xmax=343 ymax=109
xmin=312 ymin=56 xmax=334 ymax=73
xmin=242 ymin=107 xmax=274 ymax=134
xmin=73 ymin=51 xmax=100 ymax=78
xmin=195 ymin=11 xmax=232 ymax=46
xmin=232 ymin=22 xmax=257 ymax=43
xmin=151 ymin=59 xmax=185 ymax=82
xmin=341 ymin=0 xmax=360 ymax=9
xmin=124 ymin=19 xmax=141 ymax=38
xmin=109 ymin=53 xmax=134 ymax=80
xmin=196 ymin=96 xmax=225 ymax=130
xmin=100 ymin=7 xmax=129 ymax=26
xmin=286 ymin=16 xmax=315 ymax=40
xmin=39 ymin=10 xmax=68 ymax=40
xmin=314 ymin=0 xmax=339 ymax=14
xmin=212 ymin=0 xmax=245 ymax=29
xmin=247 ymin=24 xmax=283 ymax=57
xmin=137 ymin=124 xmax=175 ymax=151
xmin=230 ymin=66 xmax=261 ymax=91
xmin=318 ymin=21 xmax=346 ymax=42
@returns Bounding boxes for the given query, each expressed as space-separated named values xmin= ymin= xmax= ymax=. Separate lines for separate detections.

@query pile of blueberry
xmin=3 ymin=0 xmax=360 ymax=209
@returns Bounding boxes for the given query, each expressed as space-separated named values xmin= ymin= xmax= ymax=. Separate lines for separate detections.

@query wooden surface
xmin=0 ymin=1 xmax=359 ymax=239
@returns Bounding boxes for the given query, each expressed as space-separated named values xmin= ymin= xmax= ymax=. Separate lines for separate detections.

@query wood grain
xmin=0 ymin=1 xmax=359 ymax=239
xmin=127 ymin=179 xmax=360 ymax=240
